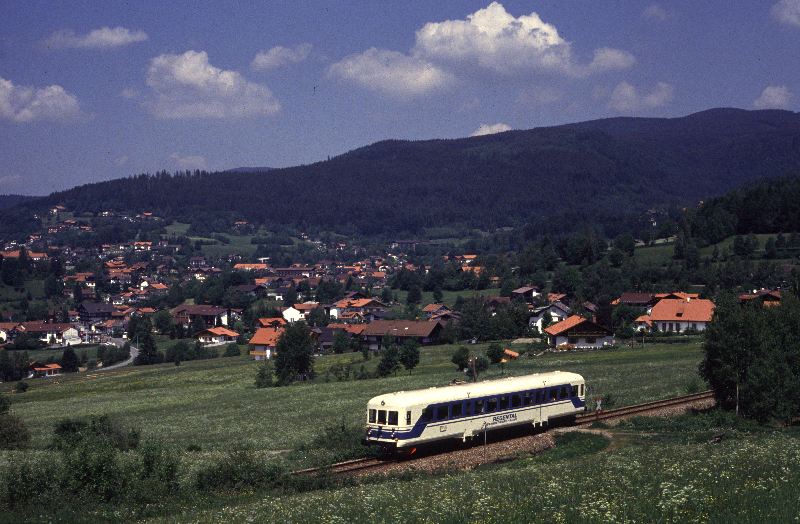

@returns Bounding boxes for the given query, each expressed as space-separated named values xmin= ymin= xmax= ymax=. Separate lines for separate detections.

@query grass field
xmin=634 ymin=233 xmax=794 ymax=266
xmin=5 ymin=339 xmax=800 ymax=523
xmin=5 ymin=341 xmax=703 ymax=454
xmin=392 ymin=288 xmax=502 ymax=307
xmin=6 ymin=345 xmax=104 ymax=363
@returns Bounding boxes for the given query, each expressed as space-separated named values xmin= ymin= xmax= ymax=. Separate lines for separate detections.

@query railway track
xmin=575 ymin=390 xmax=715 ymax=424
xmin=293 ymin=391 xmax=716 ymax=478
xmin=292 ymin=457 xmax=394 ymax=477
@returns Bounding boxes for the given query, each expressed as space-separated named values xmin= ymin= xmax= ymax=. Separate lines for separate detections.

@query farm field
xmin=633 ymin=232 xmax=796 ymax=267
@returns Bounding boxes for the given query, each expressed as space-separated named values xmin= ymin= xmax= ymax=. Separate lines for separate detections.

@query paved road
xmin=97 ymin=338 xmax=140 ymax=371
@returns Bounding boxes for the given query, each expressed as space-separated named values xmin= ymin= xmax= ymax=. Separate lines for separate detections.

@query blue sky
xmin=1 ymin=1 xmax=799 ymax=195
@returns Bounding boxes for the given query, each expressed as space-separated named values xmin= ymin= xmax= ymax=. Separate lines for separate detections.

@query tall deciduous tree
xmin=399 ymin=339 xmax=420 ymax=374
xmin=274 ymin=321 xmax=315 ymax=384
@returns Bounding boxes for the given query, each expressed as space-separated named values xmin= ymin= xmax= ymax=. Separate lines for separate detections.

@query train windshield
xmin=369 ymin=408 xmax=399 ymax=426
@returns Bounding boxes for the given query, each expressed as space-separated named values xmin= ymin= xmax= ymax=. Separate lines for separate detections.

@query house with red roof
xmin=198 ymin=326 xmax=240 ymax=345
xmin=31 ymin=363 xmax=62 ymax=378
xmin=248 ymin=327 xmax=284 ymax=360
xmin=636 ymin=297 xmax=715 ymax=333
xmin=544 ymin=315 xmax=614 ymax=349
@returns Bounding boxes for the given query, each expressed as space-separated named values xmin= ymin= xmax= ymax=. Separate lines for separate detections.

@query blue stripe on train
xmin=368 ymin=395 xmax=585 ymax=441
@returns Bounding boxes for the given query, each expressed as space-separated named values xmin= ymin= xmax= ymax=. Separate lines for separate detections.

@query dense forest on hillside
xmin=2 ymin=108 xmax=800 ymax=241
xmin=0 ymin=195 xmax=35 ymax=210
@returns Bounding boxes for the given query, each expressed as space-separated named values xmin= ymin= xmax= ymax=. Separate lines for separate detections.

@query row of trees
xmin=701 ymin=292 xmax=800 ymax=423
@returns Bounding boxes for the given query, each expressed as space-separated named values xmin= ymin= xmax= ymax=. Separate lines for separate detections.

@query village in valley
xmin=0 ymin=201 xmax=784 ymax=381
xmin=4 ymin=2 xmax=800 ymax=521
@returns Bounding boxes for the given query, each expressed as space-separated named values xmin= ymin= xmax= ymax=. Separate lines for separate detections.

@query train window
xmin=437 ymin=405 xmax=449 ymax=420
xmin=498 ymin=396 xmax=508 ymax=410
xmin=580 ymin=384 xmax=584 ymax=396
xmin=406 ymin=411 xmax=412 ymax=425
xmin=522 ymin=392 xmax=531 ymax=406
xmin=571 ymin=385 xmax=579 ymax=397
xmin=487 ymin=398 xmax=497 ymax=412
xmin=537 ymin=390 xmax=544 ymax=404
xmin=560 ymin=386 xmax=568 ymax=399
xmin=476 ymin=400 xmax=485 ymax=413
xmin=421 ymin=408 xmax=431 ymax=422
xmin=388 ymin=411 xmax=398 ymax=425
xmin=377 ymin=410 xmax=387 ymax=424
xmin=549 ymin=388 xmax=558 ymax=401
xmin=452 ymin=402 xmax=463 ymax=418
xmin=369 ymin=409 xmax=376 ymax=423
xmin=512 ymin=394 xmax=521 ymax=408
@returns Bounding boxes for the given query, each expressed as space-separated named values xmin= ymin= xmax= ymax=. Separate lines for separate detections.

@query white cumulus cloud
xmin=643 ymin=4 xmax=668 ymax=21
xmin=412 ymin=2 xmax=634 ymax=77
xmin=754 ymin=85 xmax=793 ymax=109
xmin=608 ymin=81 xmax=674 ymax=112
xmin=328 ymin=48 xmax=452 ymax=98
xmin=251 ymin=43 xmax=312 ymax=71
xmin=772 ymin=0 xmax=800 ymax=27
xmin=170 ymin=153 xmax=208 ymax=170
xmin=0 ymin=76 xmax=82 ymax=122
xmin=144 ymin=50 xmax=280 ymax=119
xmin=470 ymin=122 xmax=512 ymax=136
xmin=45 ymin=26 xmax=148 ymax=49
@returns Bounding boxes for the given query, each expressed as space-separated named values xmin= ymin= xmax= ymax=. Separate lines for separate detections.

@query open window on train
xmin=369 ymin=409 xmax=376 ymax=423
xmin=388 ymin=411 xmax=398 ymax=425
xmin=451 ymin=402 xmax=463 ymax=418
xmin=549 ymin=388 xmax=558 ymax=401
xmin=522 ymin=392 xmax=531 ymax=406
xmin=436 ymin=405 xmax=449 ymax=420
xmin=476 ymin=399 xmax=485 ymax=413
xmin=406 ymin=411 xmax=412 ymax=425
xmin=487 ymin=398 xmax=497 ymax=412
xmin=572 ymin=385 xmax=579 ymax=397
xmin=377 ymin=410 xmax=387 ymax=424
xmin=560 ymin=386 xmax=568 ymax=399
xmin=537 ymin=390 xmax=545 ymax=403
xmin=512 ymin=394 xmax=521 ymax=408
xmin=498 ymin=396 xmax=508 ymax=410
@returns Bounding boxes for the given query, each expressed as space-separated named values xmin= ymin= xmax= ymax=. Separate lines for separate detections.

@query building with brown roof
xmin=363 ymin=320 xmax=443 ymax=350
xmin=544 ymin=315 xmax=614 ymax=349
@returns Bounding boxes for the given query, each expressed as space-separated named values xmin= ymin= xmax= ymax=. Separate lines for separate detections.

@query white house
xmin=281 ymin=306 xmax=303 ymax=323
xmin=529 ymin=302 xmax=572 ymax=333
xmin=197 ymin=327 xmax=240 ymax=345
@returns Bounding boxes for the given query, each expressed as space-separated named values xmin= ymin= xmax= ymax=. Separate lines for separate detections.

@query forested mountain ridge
xmin=3 ymin=108 xmax=800 ymax=239
xmin=0 ymin=195 xmax=36 ymax=210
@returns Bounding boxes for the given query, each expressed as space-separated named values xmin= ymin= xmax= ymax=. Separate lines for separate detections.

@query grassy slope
xmin=7 ymin=341 xmax=703 ymax=453
xmin=633 ymin=233 xmax=793 ymax=266
xmin=8 ymin=340 xmax=797 ymax=523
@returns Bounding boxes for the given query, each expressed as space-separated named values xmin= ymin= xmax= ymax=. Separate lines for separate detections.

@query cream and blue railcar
xmin=365 ymin=371 xmax=585 ymax=450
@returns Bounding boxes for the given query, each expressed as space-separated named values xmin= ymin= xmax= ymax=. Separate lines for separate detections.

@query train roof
xmin=368 ymin=371 xmax=584 ymax=407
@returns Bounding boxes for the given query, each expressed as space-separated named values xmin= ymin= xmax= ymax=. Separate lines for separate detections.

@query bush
xmin=130 ymin=441 xmax=181 ymax=502
xmin=14 ymin=381 xmax=28 ymax=394
xmin=255 ymin=360 xmax=274 ymax=388
xmin=223 ymin=343 xmax=241 ymax=357
xmin=0 ymin=414 xmax=30 ymax=449
xmin=194 ymin=451 xmax=285 ymax=491
xmin=52 ymin=415 xmax=140 ymax=451
xmin=451 ymin=346 xmax=470 ymax=370
xmin=486 ymin=343 xmax=504 ymax=364
xmin=0 ymin=456 xmax=58 ymax=509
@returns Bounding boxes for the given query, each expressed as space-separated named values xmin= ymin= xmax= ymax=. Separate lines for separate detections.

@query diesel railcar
xmin=364 ymin=371 xmax=585 ymax=450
